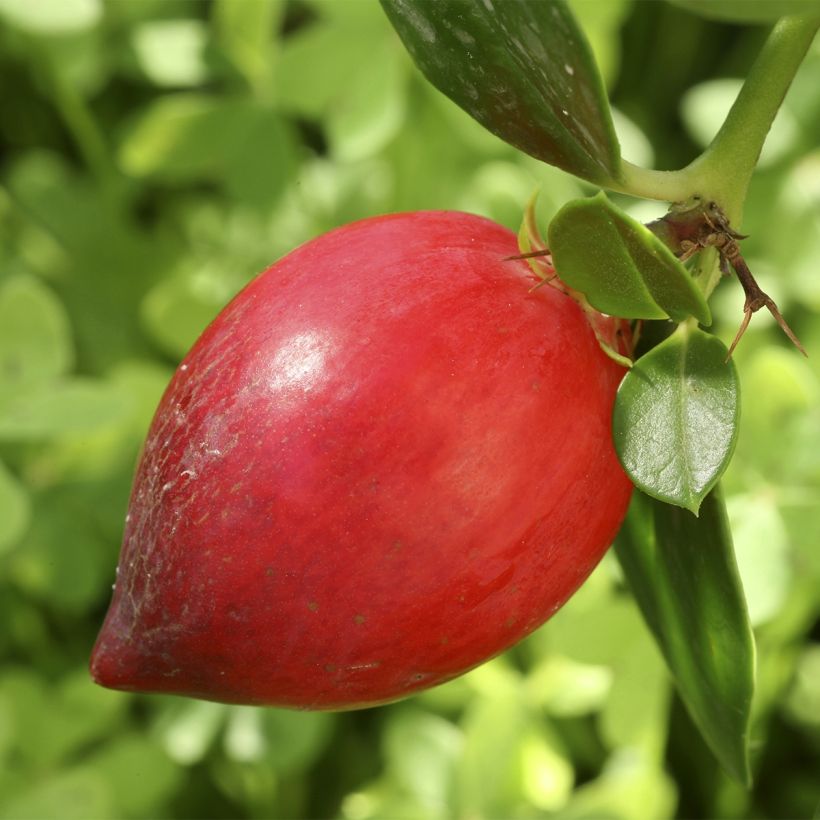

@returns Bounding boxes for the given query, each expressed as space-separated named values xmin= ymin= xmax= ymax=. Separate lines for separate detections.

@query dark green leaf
xmin=668 ymin=0 xmax=820 ymax=22
xmin=613 ymin=327 xmax=738 ymax=513
xmin=380 ymin=0 xmax=622 ymax=185
xmin=615 ymin=488 xmax=755 ymax=786
xmin=548 ymin=193 xmax=711 ymax=323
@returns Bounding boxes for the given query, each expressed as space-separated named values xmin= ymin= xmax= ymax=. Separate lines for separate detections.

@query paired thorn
xmin=727 ymin=256 xmax=807 ymax=360
xmin=676 ymin=202 xmax=806 ymax=360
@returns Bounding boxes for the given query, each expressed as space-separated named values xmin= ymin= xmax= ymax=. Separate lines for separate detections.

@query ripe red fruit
xmin=90 ymin=211 xmax=632 ymax=709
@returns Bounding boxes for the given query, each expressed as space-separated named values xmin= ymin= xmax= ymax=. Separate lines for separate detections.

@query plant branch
xmin=612 ymin=14 xmax=819 ymax=222
xmin=692 ymin=13 xmax=820 ymax=223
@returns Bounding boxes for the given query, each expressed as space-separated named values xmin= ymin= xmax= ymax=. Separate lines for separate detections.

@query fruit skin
xmin=90 ymin=211 xmax=632 ymax=709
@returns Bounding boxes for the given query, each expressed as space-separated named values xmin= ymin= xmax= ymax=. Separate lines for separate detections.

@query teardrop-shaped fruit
xmin=90 ymin=211 xmax=632 ymax=709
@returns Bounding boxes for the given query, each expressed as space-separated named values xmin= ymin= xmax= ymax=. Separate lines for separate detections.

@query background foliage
xmin=1 ymin=1 xmax=819 ymax=818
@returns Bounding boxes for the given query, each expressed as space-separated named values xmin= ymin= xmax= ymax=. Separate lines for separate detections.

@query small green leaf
xmin=668 ymin=0 xmax=820 ymax=23
xmin=615 ymin=488 xmax=755 ymax=786
xmin=380 ymin=0 xmax=622 ymax=185
xmin=0 ymin=275 xmax=73 ymax=387
xmin=613 ymin=327 xmax=739 ymax=513
xmin=548 ymin=193 xmax=711 ymax=323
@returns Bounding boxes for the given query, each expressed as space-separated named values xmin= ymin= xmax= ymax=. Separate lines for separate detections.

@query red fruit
xmin=90 ymin=211 xmax=632 ymax=709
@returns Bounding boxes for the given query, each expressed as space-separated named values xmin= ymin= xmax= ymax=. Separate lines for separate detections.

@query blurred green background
xmin=1 ymin=1 xmax=819 ymax=818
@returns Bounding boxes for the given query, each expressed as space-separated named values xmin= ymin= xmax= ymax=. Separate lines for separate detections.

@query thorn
xmin=727 ymin=250 xmax=807 ymax=359
xmin=725 ymin=309 xmax=753 ymax=361
xmin=725 ymin=292 xmax=807 ymax=360
xmin=764 ymin=298 xmax=808 ymax=357
xmin=505 ymin=249 xmax=552 ymax=261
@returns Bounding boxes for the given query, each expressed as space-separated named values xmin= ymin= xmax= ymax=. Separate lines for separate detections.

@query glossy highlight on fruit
xmin=90 ymin=211 xmax=633 ymax=709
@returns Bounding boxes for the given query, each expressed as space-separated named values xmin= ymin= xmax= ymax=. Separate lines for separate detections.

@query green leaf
xmin=0 ymin=768 xmax=110 ymax=820
xmin=613 ymin=327 xmax=739 ymax=513
xmin=0 ymin=460 xmax=30 ymax=554
xmin=132 ymin=19 xmax=209 ymax=88
xmin=212 ymin=0 xmax=282 ymax=92
xmin=383 ymin=709 xmax=462 ymax=810
xmin=91 ymin=735 xmax=181 ymax=816
xmin=727 ymin=493 xmax=791 ymax=626
xmin=548 ymin=193 xmax=711 ymax=323
xmin=0 ymin=275 xmax=73 ymax=387
xmin=222 ymin=707 xmax=333 ymax=775
xmin=119 ymin=95 xmax=295 ymax=194
xmin=380 ymin=0 xmax=622 ymax=185
xmin=615 ymin=488 xmax=755 ymax=786
xmin=0 ymin=379 xmax=130 ymax=440
xmin=668 ymin=0 xmax=820 ymax=23
xmin=0 ymin=0 xmax=101 ymax=35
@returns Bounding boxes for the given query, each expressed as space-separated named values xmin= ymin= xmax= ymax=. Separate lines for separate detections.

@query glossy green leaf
xmin=613 ymin=327 xmax=738 ymax=513
xmin=668 ymin=0 xmax=820 ymax=22
xmin=615 ymin=489 xmax=755 ymax=785
xmin=548 ymin=193 xmax=711 ymax=323
xmin=380 ymin=0 xmax=622 ymax=185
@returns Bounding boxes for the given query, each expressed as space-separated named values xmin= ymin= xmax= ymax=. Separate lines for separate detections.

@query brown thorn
xmin=725 ymin=309 xmax=753 ymax=361
xmin=725 ymin=250 xmax=808 ymax=359
xmin=505 ymin=249 xmax=552 ymax=261
xmin=528 ymin=273 xmax=560 ymax=293
xmin=763 ymin=297 xmax=808 ymax=357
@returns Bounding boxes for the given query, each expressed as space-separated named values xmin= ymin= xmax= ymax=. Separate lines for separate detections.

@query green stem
xmin=613 ymin=13 xmax=820 ymax=228
xmin=693 ymin=13 xmax=820 ymax=225
xmin=34 ymin=41 xmax=118 ymax=191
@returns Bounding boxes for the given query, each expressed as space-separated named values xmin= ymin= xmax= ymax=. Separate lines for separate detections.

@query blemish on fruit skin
xmin=307 ymin=601 xmax=319 ymax=612
xmin=353 ymin=614 xmax=366 ymax=625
